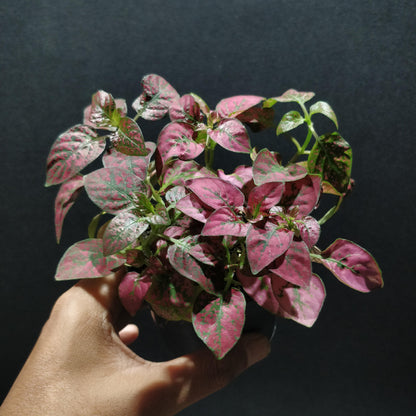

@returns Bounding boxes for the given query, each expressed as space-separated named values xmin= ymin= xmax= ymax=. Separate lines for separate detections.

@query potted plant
xmin=45 ymin=74 xmax=383 ymax=359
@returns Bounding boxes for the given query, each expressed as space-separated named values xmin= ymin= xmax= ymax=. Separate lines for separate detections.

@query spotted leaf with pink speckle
xmin=202 ymin=207 xmax=249 ymax=237
xmin=110 ymin=117 xmax=147 ymax=156
xmin=208 ymin=119 xmax=251 ymax=153
xmin=118 ymin=271 xmax=151 ymax=316
xmin=215 ymin=95 xmax=264 ymax=118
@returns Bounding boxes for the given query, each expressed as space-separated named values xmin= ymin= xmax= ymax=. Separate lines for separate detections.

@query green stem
xmin=318 ymin=194 xmax=344 ymax=225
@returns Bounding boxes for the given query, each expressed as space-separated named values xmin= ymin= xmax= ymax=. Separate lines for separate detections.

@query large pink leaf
xmin=269 ymin=240 xmax=312 ymax=287
xmin=253 ymin=149 xmax=308 ymax=185
xmin=247 ymin=182 xmax=284 ymax=215
xmin=132 ymin=74 xmax=180 ymax=120
xmin=297 ymin=216 xmax=320 ymax=248
xmin=54 ymin=174 xmax=84 ymax=243
xmin=158 ymin=122 xmax=204 ymax=164
xmin=187 ymin=178 xmax=245 ymax=210
xmin=84 ymin=167 xmax=147 ymax=214
xmin=215 ymin=95 xmax=264 ymax=118
xmin=273 ymin=273 xmax=326 ymax=327
xmin=217 ymin=165 xmax=253 ymax=189
xmin=102 ymin=210 xmax=149 ymax=255
xmin=202 ymin=207 xmax=249 ymax=237
xmin=118 ymin=271 xmax=151 ymax=316
xmin=55 ymin=239 xmax=125 ymax=280
xmin=208 ymin=119 xmax=251 ymax=153
xmin=246 ymin=222 xmax=294 ymax=275
xmin=110 ymin=117 xmax=147 ymax=156
xmin=192 ymin=288 xmax=246 ymax=359
xmin=280 ymin=175 xmax=321 ymax=217
xmin=45 ymin=125 xmax=104 ymax=186
xmin=237 ymin=270 xmax=279 ymax=314
xmin=169 ymin=94 xmax=203 ymax=123
xmin=176 ymin=193 xmax=213 ymax=223
xmin=321 ymin=239 xmax=383 ymax=292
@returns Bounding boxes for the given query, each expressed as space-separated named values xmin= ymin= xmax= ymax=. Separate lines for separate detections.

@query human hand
xmin=0 ymin=271 xmax=270 ymax=416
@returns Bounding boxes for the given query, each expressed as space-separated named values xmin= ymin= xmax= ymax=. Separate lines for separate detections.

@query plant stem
xmin=318 ymin=194 xmax=344 ymax=225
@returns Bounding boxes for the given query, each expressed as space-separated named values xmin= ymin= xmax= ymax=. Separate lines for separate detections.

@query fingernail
xmin=243 ymin=333 xmax=271 ymax=367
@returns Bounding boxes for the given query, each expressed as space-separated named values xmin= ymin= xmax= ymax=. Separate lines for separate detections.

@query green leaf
xmin=273 ymin=89 xmax=315 ymax=104
xmin=309 ymin=101 xmax=338 ymax=128
xmin=276 ymin=111 xmax=304 ymax=136
xmin=308 ymin=132 xmax=352 ymax=194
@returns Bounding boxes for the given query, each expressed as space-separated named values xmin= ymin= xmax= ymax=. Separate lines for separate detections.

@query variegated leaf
xmin=169 ymin=94 xmax=203 ymax=123
xmin=276 ymin=111 xmax=305 ymax=136
xmin=176 ymin=193 xmax=213 ymax=223
xmin=297 ymin=216 xmax=320 ymax=248
xmin=217 ymin=165 xmax=253 ymax=189
xmin=309 ymin=101 xmax=338 ymax=128
xmin=208 ymin=119 xmax=251 ymax=153
xmin=202 ymin=207 xmax=249 ymax=237
xmin=247 ymin=182 xmax=284 ymax=216
xmin=273 ymin=89 xmax=315 ymax=104
xmin=215 ymin=95 xmax=264 ymax=118
xmin=118 ymin=271 xmax=151 ymax=316
xmin=110 ymin=117 xmax=147 ymax=156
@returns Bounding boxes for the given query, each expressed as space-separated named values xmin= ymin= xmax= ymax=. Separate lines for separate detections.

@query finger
xmin=118 ymin=324 xmax=139 ymax=346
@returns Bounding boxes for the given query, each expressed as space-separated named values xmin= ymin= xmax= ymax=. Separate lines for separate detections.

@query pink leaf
xmin=54 ymin=174 xmax=84 ymax=243
xmin=84 ymin=90 xmax=117 ymax=130
xmin=236 ymin=106 xmax=275 ymax=131
xmin=253 ymin=149 xmax=308 ymax=185
xmin=269 ymin=240 xmax=312 ymax=287
xmin=215 ymin=95 xmax=264 ymax=118
xmin=272 ymin=89 xmax=315 ymax=104
xmin=176 ymin=193 xmax=213 ymax=223
xmin=187 ymin=177 xmax=245 ymax=210
xmin=247 ymin=182 xmax=284 ymax=215
xmin=321 ymin=239 xmax=383 ymax=292
xmin=165 ymin=186 xmax=188 ymax=205
xmin=45 ymin=125 xmax=104 ymax=186
xmin=158 ymin=122 xmax=204 ymax=164
xmin=297 ymin=216 xmax=320 ymax=248
xmin=132 ymin=74 xmax=180 ymax=120
xmin=246 ymin=222 xmax=294 ymax=275
xmin=110 ymin=117 xmax=147 ymax=156
xmin=55 ymin=239 xmax=125 ymax=280
xmin=118 ymin=271 xmax=151 ymax=316
xmin=208 ymin=119 xmax=251 ymax=153
xmin=237 ymin=270 xmax=279 ymax=314
xmin=202 ymin=207 xmax=249 ymax=237
xmin=84 ymin=167 xmax=147 ymax=214
xmin=102 ymin=210 xmax=149 ymax=255
xmin=169 ymin=94 xmax=203 ymax=123
xmin=192 ymin=288 xmax=246 ymax=359
xmin=273 ymin=273 xmax=326 ymax=327
xmin=217 ymin=165 xmax=253 ymax=189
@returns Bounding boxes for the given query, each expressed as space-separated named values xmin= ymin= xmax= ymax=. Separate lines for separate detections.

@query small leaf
xmin=297 ymin=216 xmax=321 ymax=248
xmin=247 ymin=182 xmax=284 ymax=215
xmin=208 ymin=119 xmax=251 ymax=153
xmin=103 ymin=210 xmax=149 ymax=255
xmin=308 ymin=132 xmax=352 ymax=194
xmin=246 ymin=222 xmax=294 ymax=275
xmin=273 ymin=273 xmax=326 ymax=327
xmin=187 ymin=177 xmax=245 ymax=210
xmin=273 ymin=89 xmax=315 ymax=104
xmin=192 ymin=288 xmax=246 ymax=359
xmin=253 ymin=149 xmax=308 ymax=185
xmin=158 ymin=122 xmax=204 ymax=164
xmin=84 ymin=167 xmax=147 ymax=214
xmin=321 ymin=239 xmax=383 ymax=292
xmin=110 ymin=117 xmax=147 ymax=156
xmin=215 ymin=95 xmax=264 ymax=118
xmin=54 ymin=175 xmax=84 ymax=243
xmin=55 ymin=239 xmax=125 ymax=280
xmin=276 ymin=111 xmax=304 ymax=136
xmin=202 ymin=207 xmax=249 ymax=237
xmin=310 ymin=101 xmax=338 ymax=128
xmin=269 ymin=240 xmax=312 ymax=287
xmin=85 ymin=90 xmax=117 ymax=130
xmin=176 ymin=193 xmax=213 ymax=223
xmin=45 ymin=125 xmax=104 ymax=186
xmin=132 ymin=74 xmax=180 ymax=120
xmin=118 ymin=271 xmax=151 ymax=316
xmin=169 ymin=94 xmax=203 ymax=123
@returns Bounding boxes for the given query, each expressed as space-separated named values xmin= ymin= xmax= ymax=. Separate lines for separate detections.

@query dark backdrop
xmin=1 ymin=1 xmax=415 ymax=415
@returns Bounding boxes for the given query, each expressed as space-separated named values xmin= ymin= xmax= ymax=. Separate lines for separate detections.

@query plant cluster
xmin=45 ymin=74 xmax=383 ymax=359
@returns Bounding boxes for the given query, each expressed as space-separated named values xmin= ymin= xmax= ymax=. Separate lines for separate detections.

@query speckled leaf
xmin=169 ymin=94 xmax=203 ymax=123
xmin=158 ymin=122 xmax=204 ymax=164
xmin=215 ymin=95 xmax=264 ymax=118
xmin=84 ymin=167 xmax=147 ymax=214
xmin=192 ymin=288 xmax=246 ymax=359
xmin=202 ymin=207 xmax=249 ymax=237
xmin=308 ymin=132 xmax=352 ymax=194
xmin=165 ymin=186 xmax=187 ymax=205
xmin=297 ymin=216 xmax=321 ymax=248
xmin=279 ymin=175 xmax=321 ymax=216
xmin=253 ymin=149 xmax=308 ymax=185
xmin=321 ymin=239 xmax=383 ymax=292
xmin=118 ymin=271 xmax=151 ymax=316
xmin=246 ymin=222 xmax=294 ymax=275
xmin=208 ymin=119 xmax=251 ymax=153
xmin=269 ymin=240 xmax=312 ymax=287
xmin=237 ymin=270 xmax=279 ymax=314
xmin=276 ymin=111 xmax=304 ymax=136
xmin=132 ymin=74 xmax=180 ymax=120
xmin=54 ymin=174 xmax=84 ymax=243
xmin=217 ymin=165 xmax=253 ymax=189
xmin=247 ymin=182 xmax=284 ymax=215
xmin=176 ymin=193 xmax=213 ymax=223
xmin=273 ymin=273 xmax=326 ymax=327
xmin=102 ymin=210 xmax=148 ymax=255
xmin=273 ymin=89 xmax=315 ymax=104
xmin=45 ymin=125 xmax=104 ymax=186
xmin=187 ymin=178 xmax=245 ymax=210
xmin=168 ymin=240 xmax=215 ymax=293
xmin=310 ymin=101 xmax=338 ymax=128
xmin=55 ymin=239 xmax=125 ymax=280
xmin=110 ymin=117 xmax=147 ymax=156
xmin=83 ymin=90 xmax=119 ymax=130
xmin=237 ymin=106 xmax=275 ymax=131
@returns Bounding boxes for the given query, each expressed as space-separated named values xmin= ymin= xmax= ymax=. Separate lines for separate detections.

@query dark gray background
xmin=1 ymin=0 xmax=415 ymax=414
